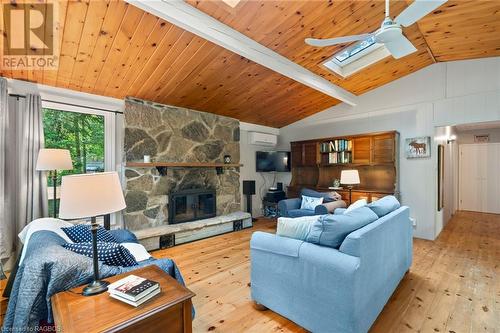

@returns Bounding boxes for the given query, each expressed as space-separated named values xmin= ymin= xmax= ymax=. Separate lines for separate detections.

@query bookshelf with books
xmin=319 ymin=139 xmax=353 ymax=165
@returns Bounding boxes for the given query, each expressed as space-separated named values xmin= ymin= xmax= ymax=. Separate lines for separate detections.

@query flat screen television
xmin=256 ymin=151 xmax=291 ymax=172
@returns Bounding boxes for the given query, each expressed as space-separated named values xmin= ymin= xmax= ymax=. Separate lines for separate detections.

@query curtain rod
xmin=8 ymin=93 xmax=123 ymax=114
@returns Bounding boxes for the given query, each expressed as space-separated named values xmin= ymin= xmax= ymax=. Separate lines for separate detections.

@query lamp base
xmin=82 ymin=280 xmax=110 ymax=296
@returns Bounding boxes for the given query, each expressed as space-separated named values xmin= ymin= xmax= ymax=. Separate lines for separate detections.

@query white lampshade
xmin=36 ymin=149 xmax=73 ymax=171
xmin=340 ymin=169 xmax=360 ymax=185
xmin=59 ymin=172 xmax=126 ymax=219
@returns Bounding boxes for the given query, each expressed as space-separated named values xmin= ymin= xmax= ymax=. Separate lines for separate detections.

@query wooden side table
xmin=52 ymin=265 xmax=195 ymax=333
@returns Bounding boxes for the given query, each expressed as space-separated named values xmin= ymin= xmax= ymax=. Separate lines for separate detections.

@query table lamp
xmin=340 ymin=169 xmax=360 ymax=204
xmin=59 ymin=172 xmax=126 ymax=296
xmin=36 ymin=149 xmax=73 ymax=217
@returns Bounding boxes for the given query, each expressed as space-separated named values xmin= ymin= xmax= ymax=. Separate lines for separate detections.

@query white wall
xmin=239 ymin=123 xmax=285 ymax=217
xmin=278 ymin=57 xmax=500 ymax=240
xmin=457 ymin=128 xmax=500 ymax=144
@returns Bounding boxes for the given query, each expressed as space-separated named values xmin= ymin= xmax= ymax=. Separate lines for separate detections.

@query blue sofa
xmin=278 ymin=188 xmax=346 ymax=218
xmin=250 ymin=204 xmax=412 ymax=333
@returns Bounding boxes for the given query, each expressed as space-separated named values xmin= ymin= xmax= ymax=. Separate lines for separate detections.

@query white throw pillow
xmin=277 ymin=216 xmax=321 ymax=240
xmin=300 ymin=195 xmax=324 ymax=210
xmin=121 ymin=243 xmax=152 ymax=262
xmin=344 ymin=199 xmax=367 ymax=214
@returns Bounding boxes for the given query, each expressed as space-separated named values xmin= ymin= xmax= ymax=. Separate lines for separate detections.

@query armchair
xmin=278 ymin=188 xmax=346 ymax=218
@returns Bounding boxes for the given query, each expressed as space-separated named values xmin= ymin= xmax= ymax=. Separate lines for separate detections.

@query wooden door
xmin=302 ymin=142 xmax=319 ymax=166
xmin=372 ymin=133 xmax=395 ymax=164
xmin=291 ymin=142 xmax=303 ymax=167
xmin=352 ymin=137 xmax=371 ymax=164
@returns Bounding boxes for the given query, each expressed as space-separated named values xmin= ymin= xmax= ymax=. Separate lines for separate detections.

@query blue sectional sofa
xmin=250 ymin=201 xmax=412 ymax=333
xmin=278 ymin=188 xmax=346 ymax=218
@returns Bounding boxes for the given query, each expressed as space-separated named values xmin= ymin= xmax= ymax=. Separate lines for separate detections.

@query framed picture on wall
xmin=405 ymin=136 xmax=431 ymax=158
xmin=437 ymin=144 xmax=444 ymax=211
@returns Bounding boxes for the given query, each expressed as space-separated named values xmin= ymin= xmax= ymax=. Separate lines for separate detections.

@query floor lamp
xmin=59 ymin=172 xmax=126 ymax=296
xmin=340 ymin=169 xmax=360 ymax=205
xmin=36 ymin=149 xmax=73 ymax=217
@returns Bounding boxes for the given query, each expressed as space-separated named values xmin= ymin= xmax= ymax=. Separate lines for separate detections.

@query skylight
xmin=322 ymin=36 xmax=390 ymax=78
xmin=334 ymin=36 xmax=376 ymax=62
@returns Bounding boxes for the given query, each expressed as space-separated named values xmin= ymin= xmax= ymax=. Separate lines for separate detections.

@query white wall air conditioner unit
xmin=248 ymin=132 xmax=277 ymax=146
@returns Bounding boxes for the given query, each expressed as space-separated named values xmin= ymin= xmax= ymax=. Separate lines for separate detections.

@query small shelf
xmin=320 ymin=150 xmax=351 ymax=154
xmin=126 ymin=162 xmax=243 ymax=168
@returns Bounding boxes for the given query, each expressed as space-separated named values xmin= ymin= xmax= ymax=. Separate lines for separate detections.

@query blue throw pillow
xmin=300 ymin=195 xmax=324 ymax=210
xmin=367 ymin=195 xmax=401 ymax=217
xmin=62 ymin=224 xmax=117 ymax=243
xmin=63 ymin=242 xmax=137 ymax=267
xmin=306 ymin=206 xmax=378 ymax=248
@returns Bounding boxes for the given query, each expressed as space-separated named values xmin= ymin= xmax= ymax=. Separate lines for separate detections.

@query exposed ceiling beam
xmin=125 ymin=0 xmax=358 ymax=106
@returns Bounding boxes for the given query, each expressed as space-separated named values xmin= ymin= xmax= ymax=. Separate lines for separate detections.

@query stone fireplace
xmin=168 ymin=188 xmax=216 ymax=224
xmin=123 ymin=97 xmax=243 ymax=233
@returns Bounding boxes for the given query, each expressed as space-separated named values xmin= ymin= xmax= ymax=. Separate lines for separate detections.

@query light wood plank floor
xmin=153 ymin=211 xmax=499 ymax=333
xmin=0 ymin=211 xmax=497 ymax=332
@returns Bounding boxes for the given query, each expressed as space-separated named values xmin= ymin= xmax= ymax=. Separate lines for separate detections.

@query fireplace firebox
xmin=168 ymin=189 xmax=216 ymax=224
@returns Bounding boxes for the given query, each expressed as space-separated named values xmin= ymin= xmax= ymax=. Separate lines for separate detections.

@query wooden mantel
xmin=125 ymin=162 xmax=243 ymax=175
xmin=126 ymin=162 xmax=242 ymax=168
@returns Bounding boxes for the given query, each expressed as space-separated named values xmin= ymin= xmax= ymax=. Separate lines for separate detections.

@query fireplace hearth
xmin=168 ymin=189 xmax=216 ymax=224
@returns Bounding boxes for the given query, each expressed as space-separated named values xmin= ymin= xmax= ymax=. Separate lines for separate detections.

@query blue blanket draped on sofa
xmin=2 ymin=230 xmax=189 ymax=332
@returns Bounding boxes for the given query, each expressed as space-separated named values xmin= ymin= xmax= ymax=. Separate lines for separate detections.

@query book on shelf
xmin=321 ymin=139 xmax=352 ymax=153
xmin=327 ymin=151 xmax=352 ymax=164
xmin=108 ymin=274 xmax=160 ymax=305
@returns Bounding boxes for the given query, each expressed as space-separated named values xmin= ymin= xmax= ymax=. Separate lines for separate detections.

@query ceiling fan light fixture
xmin=375 ymin=25 xmax=402 ymax=43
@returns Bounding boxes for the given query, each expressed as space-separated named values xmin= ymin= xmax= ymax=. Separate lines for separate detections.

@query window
xmin=334 ymin=36 xmax=376 ymax=63
xmin=41 ymin=102 xmax=118 ymax=226
xmin=322 ymin=35 xmax=391 ymax=78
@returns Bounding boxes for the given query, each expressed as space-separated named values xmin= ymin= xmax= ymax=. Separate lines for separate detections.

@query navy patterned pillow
xmin=62 ymin=224 xmax=117 ymax=243
xmin=63 ymin=242 xmax=138 ymax=267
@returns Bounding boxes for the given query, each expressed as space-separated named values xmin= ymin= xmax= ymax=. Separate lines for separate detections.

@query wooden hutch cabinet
xmin=288 ymin=131 xmax=399 ymax=205
xmin=291 ymin=141 xmax=319 ymax=167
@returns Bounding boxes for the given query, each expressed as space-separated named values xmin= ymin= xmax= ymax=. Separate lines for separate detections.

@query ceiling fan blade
xmin=305 ymin=33 xmax=373 ymax=47
xmin=395 ymin=0 xmax=448 ymax=27
xmin=384 ymin=34 xmax=417 ymax=59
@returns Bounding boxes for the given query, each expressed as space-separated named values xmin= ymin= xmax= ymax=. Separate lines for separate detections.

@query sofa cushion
xmin=287 ymin=209 xmax=317 ymax=218
xmin=300 ymin=195 xmax=324 ymax=210
xmin=367 ymin=195 xmax=400 ymax=217
xmin=300 ymin=188 xmax=340 ymax=203
xmin=344 ymin=198 xmax=367 ymax=214
xmin=306 ymin=206 xmax=378 ymax=248
xmin=63 ymin=242 xmax=138 ymax=267
xmin=62 ymin=224 xmax=117 ymax=243
xmin=277 ymin=215 xmax=321 ymax=241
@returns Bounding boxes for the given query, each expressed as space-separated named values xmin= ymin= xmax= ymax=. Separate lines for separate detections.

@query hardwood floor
xmin=0 ymin=211 xmax=498 ymax=332
xmin=153 ymin=211 xmax=499 ymax=333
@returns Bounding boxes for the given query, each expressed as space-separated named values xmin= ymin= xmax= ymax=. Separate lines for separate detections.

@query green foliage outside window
xmin=42 ymin=108 xmax=105 ymax=216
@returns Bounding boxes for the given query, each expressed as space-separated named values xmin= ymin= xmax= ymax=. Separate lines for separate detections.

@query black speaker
xmin=276 ymin=182 xmax=283 ymax=191
xmin=243 ymin=180 xmax=256 ymax=195
xmin=243 ymin=180 xmax=256 ymax=221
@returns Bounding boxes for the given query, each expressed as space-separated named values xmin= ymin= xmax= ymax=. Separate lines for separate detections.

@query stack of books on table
xmin=107 ymin=275 xmax=160 ymax=307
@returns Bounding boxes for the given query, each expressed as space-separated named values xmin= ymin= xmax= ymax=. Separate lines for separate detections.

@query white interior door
xmin=459 ymin=143 xmax=500 ymax=214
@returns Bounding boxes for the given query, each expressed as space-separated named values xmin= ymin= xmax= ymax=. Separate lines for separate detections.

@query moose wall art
xmin=405 ymin=136 xmax=431 ymax=158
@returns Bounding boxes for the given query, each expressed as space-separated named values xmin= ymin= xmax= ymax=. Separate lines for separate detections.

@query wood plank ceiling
xmin=1 ymin=0 xmax=499 ymax=127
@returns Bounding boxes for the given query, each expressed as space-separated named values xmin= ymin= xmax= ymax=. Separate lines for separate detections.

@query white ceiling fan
xmin=305 ymin=0 xmax=447 ymax=59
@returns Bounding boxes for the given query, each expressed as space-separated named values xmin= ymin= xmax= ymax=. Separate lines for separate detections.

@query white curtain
xmin=0 ymin=78 xmax=9 ymax=259
xmin=0 ymin=82 xmax=48 ymax=259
